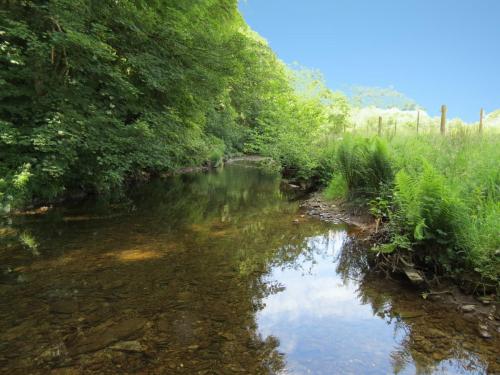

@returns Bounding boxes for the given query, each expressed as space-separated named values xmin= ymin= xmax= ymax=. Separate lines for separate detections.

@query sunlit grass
xmin=321 ymin=131 xmax=499 ymax=285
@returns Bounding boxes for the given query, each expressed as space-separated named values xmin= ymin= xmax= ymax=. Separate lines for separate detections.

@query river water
xmin=0 ymin=162 xmax=498 ymax=374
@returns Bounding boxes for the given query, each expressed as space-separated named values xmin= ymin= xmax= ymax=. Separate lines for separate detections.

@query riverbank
xmin=10 ymin=156 xmax=274 ymax=216
xmin=299 ymin=191 xmax=499 ymax=341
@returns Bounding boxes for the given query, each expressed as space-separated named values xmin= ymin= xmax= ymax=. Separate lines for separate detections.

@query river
xmin=0 ymin=161 xmax=497 ymax=374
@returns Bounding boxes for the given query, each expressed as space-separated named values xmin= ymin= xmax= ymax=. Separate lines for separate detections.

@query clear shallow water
xmin=257 ymin=231 xmax=494 ymax=375
xmin=0 ymin=162 xmax=498 ymax=374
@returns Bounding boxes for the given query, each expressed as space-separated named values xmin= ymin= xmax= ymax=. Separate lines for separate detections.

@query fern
xmin=389 ymin=161 xmax=469 ymax=271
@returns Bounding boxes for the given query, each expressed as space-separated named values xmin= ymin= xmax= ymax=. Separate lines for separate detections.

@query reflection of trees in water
xmin=211 ymin=213 xmax=496 ymax=375
xmin=0 ymin=165 xmax=297 ymax=373
xmin=334 ymin=236 xmax=370 ymax=284
xmin=285 ymin=234 xmax=496 ymax=374
xmin=336 ymin=238 xmax=494 ymax=375
xmin=4 ymin=164 xmax=496 ymax=374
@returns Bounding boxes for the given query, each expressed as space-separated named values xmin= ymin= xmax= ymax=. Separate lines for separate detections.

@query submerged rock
xmin=102 ymin=280 xmax=125 ymax=290
xmin=396 ymin=310 xmax=424 ymax=319
xmin=432 ymin=352 xmax=445 ymax=361
xmin=157 ymin=317 xmax=169 ymax=333
xmin=426 ymin=328 xmax=446 ymax=338
xmin=110 ymin=340 xmax=145 ymax=352
xmin=50 ymin=300 xmax=79 ymax=314
xmin=38 ymin=343 xmax=68 ymax=364
xmin=68 ymin=318 xmax=147 ymax=355
xmin=477 ymin=297 xmax=492 ymax=306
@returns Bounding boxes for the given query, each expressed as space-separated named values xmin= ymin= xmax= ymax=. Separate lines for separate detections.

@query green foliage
xmin=1 ymin=0 xmax=352 ymax=206
xmin=464 ymin=199 xmax=499 ymax=282
xmin=0 ymin=0 xmax=314 ymax=205
xmin=376 ymin=134 xmax=499 ymax=285
xmin=324 ymin=174 xmax=347 ymax=201
xmin=312 ymin=142 xmax=340 ymax=184
xmin=243 ymin=67 xmax=350 ymax=180
xmin=394 ymin=164 xmax=461 ymax=244
xmin=0 ymin=163 xmax=32 ymax=214
xmin=319 ymin=132 xmax=498 ymax=285
xmin=369 ymin=194 xmax=391 ymax=221
xmin=336 ymin=136 xmax=393 ymax=199
xmin=390 ymin=163 xmax=466 ymax=271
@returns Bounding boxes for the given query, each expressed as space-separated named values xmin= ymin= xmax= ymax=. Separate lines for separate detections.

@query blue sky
xmin=239 ymin=0 xmax=500 ymax=122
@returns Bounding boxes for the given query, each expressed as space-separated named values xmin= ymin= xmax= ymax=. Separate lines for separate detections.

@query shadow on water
xmin=0 ymin=162 xmax=498 ymax=374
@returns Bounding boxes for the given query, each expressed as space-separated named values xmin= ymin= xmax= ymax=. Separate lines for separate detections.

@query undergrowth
xmin=323 ymin=133 xmax=499 ymax=291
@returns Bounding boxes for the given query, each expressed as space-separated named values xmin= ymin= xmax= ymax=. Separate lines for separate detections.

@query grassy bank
xmin=318 ymin=132 xmax=499 ymax=291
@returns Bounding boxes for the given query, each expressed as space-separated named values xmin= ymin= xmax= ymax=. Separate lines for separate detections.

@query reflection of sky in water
xmin=258 ymin=230 xmax=416 ymax=375
xmin=258 ymin=230 xmax=487 ymax=375
xmin=2 ymin=165 xmax=495 ymax=374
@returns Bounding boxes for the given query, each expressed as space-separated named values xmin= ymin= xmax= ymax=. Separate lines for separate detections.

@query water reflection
xmin=259 ymin=230 xmax=497 ymax=374
xmin=0 ymin=163 xmax=497 ymax=374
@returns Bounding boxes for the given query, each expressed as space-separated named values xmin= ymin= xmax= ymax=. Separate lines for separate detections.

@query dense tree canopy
xmin=0 ymin=0 xmax=347 ymax=209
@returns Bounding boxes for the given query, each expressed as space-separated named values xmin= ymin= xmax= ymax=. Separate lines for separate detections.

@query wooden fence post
xmin=378 ymin=116 xmax=382 ymax=136
xmin=479 ymin=108 xmax=484 ymax=134
xmin=416 ymin=110 xmax=420 ymax=134
xmin=394 ymin=120 xmax=397 ymax=135
xmin=440 ymin=105 xmax=447 ymax=135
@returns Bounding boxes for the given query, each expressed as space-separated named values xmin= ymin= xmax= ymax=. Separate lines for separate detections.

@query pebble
xmin=427 ymin=328 xmax=446 ymax=338
xmin=479 ymin=330 xmax=492 ymax=339
xmin=461 ymin=304 xmax=476 ymax=313
xmin=478 ymin=324 xmax=492 ymax=339
xmin=68 ymin=318 xmax=147 ymax=355
xmin=478 ymin=298 xmax=491 ymax=305
xmin=432 ymin=352 xmax=445 ymax=361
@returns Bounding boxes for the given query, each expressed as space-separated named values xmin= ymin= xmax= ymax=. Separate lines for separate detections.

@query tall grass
xmin=323 ymin=132 xmax=499 ymax=287
xmin=336 ymin=136 xmax=393 ymax=199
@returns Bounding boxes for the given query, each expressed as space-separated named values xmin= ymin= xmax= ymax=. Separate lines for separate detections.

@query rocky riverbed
xmin=1 ymin=165 xmax=498 ymax=374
